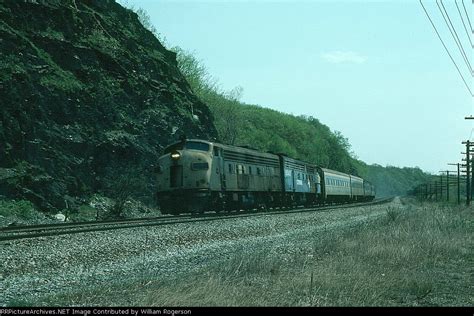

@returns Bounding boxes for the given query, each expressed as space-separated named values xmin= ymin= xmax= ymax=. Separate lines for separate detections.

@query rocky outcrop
xmin=0 ymin=0 xmax=217 ymax=209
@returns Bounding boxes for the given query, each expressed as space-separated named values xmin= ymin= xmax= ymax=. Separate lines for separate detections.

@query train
xmin=156 ymin=138 xmax=376 ymax=215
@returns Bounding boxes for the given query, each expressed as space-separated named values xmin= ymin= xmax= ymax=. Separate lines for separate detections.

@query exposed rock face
xmin=0 ymin=0 xmax=217 ymax=209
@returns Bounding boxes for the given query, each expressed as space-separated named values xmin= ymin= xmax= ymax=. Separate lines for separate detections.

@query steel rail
xmin=0 ymin=197 xmax=394 ymax=242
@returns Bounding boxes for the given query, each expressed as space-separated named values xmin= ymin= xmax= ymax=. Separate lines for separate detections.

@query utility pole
xmin=439 ymin=173 xmax=443 ymax=200
xmin=464 ymin=117 xmax=473 ymax=203
xmin=461 ymin=140 xmax=473 ymax=206
xmin=448 ymin=163 xmax=460 ymax=205
xmin=439 ymin=170 xmax=452 ymax=202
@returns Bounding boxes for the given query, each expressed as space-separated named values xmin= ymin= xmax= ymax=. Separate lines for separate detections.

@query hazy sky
xmin=122 ymin=0 xmax=473 ymax=174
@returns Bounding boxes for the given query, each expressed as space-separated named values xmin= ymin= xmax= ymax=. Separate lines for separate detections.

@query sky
xmin=120 ymin=0 xmax=473 ymax=174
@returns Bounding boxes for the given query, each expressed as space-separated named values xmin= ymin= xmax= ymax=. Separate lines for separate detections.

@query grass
xmin=141 ymin=200 xmax=473 ymax=306
xmin=16 ymin=199 xmax=474 ymax=306
xmin=0 ymin=199 xmax=39 ymax=220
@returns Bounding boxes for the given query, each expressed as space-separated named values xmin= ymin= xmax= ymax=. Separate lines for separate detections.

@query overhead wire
xmin=437 ymin=0 xmax=473 ymax=76
xmin=461 ymin=0 xmax=473 ymax=32
xmin=455 ymin=0 xmax=473 ymax=48
xmin=419 ymin=0 xmax=474 ymax=97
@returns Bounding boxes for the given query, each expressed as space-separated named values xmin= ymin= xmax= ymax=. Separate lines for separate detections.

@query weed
xmin=0 ymin=199 xmax=37 ymax=219
xmin=385 ymin=206 xmax=399 ymax=223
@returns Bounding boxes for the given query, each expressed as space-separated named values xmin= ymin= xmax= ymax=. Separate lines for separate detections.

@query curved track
xmin=0 ymin=197 xmax=393 ymax=242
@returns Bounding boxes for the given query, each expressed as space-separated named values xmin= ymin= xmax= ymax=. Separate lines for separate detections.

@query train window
xmin=213 ymin=147 xmax=220 ymax=156
xmin=257 ymin=167 xmax=262 ymax=175
xmin=297 ymin=173 xmax=301 ymax=180
xmin=228 ymin=164 xmax=233 ymax=174
xmin=249 ymin=166 xmax=252 ymax=174
xmin=237 ymin=164 xmax=245 ymax=174
xmin=186 ymin=141 xmax=210 ymax=152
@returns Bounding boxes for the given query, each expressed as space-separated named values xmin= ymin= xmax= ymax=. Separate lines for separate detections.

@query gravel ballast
xmin=0 ymin=198 xmax=402 ymax=306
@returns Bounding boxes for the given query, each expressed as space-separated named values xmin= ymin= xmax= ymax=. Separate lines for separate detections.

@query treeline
xmin=353 ymin=161 xmax=434 ymax=197
xmin=173 ymin=47 xmax=433 ymax=196
xmin=131 ymin=4 xmax=433 ymax=197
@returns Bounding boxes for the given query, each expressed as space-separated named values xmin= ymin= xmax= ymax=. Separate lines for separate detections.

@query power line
xmin=455 ymin=0 xmax=473 ymax=48
xmin=419 ymin=0 xmax=474 ymax=97
xmin=438 ymin=0 xmax=473 ymax=75
xmin=461 ymin=0 xmax=473 ymax=32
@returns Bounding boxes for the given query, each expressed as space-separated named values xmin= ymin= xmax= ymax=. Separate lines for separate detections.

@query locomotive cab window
xmin=186 ymin=141 xmax=210 ymax=152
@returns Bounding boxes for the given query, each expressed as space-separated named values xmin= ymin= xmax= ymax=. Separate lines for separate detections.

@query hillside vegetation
xmin=171 ymin=47 xmax=433 ymax=197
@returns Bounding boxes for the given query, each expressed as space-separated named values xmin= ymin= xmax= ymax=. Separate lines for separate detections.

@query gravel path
xmin=0 ymin=198 xmax=401 ymax=306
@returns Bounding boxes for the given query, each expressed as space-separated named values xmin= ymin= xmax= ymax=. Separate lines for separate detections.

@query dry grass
xmin=137 ymin=200 xmax=472 ymax=306
xmin=29 ymin=199 xmax=473 ymax=307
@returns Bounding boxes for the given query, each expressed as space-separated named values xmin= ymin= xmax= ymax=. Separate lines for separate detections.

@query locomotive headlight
xmin=170 ymin=151 xmax=181 ymax=160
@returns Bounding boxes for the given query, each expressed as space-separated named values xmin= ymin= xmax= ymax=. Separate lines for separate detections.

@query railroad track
xmin=0 ymin=197 xmax=394 ymax=242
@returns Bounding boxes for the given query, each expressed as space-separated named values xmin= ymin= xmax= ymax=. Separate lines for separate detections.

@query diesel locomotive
xmin=156 ymin=138 xmax=375 ymax=215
